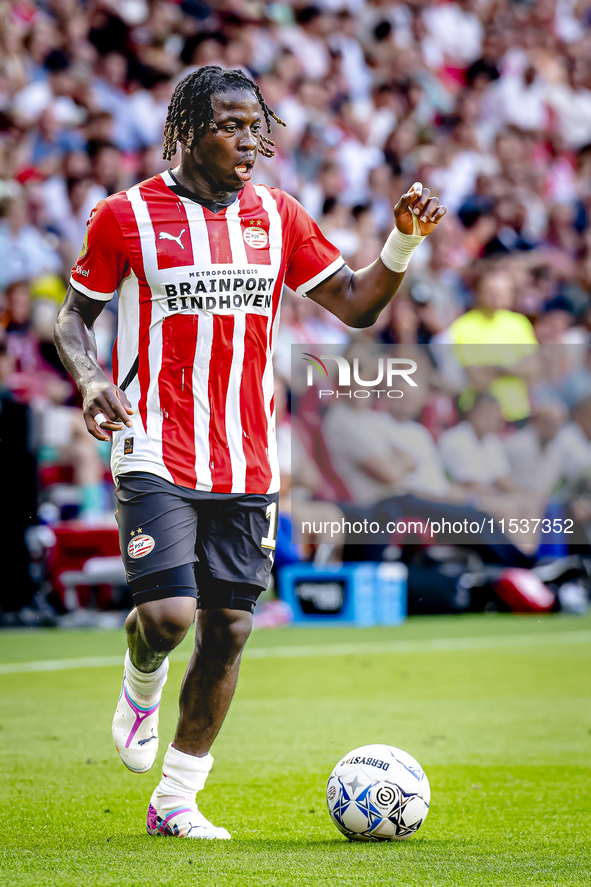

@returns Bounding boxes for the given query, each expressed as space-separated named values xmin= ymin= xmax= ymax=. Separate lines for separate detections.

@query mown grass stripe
xmin=0 ymin=629 xmax=588 ymax=675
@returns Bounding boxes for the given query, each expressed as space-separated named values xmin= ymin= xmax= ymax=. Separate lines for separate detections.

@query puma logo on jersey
xmin=159 ymin=229 xmax=186 ymax=249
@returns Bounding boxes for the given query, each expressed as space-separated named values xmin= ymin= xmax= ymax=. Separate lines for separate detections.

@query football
xmin=326 ymin=744 xmax=430 ymax=841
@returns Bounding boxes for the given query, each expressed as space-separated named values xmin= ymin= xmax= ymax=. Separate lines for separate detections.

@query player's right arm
xmin=54 ymin=200 xmax=133 ymax=442
xmin=55 ymin=286 xmax=133 ymax=441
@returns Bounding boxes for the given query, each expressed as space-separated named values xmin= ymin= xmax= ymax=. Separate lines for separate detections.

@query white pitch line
xmin=244 ymin=629 xmax=591 ymax=659
xmin=0 ymin=655 xmax=125 ymax=674
xmin=0 ymin=630 xmax=588 ymax=676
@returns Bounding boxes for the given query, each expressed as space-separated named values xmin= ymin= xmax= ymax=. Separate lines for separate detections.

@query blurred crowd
xmin=3 ymin=0 xmax=591 ymax=615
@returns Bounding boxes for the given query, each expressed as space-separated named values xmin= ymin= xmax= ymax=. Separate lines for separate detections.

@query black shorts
xmin=115 ymin=472 xmax=277 ymax=612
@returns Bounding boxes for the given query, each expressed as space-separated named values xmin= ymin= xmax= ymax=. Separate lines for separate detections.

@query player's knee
xmin=198 ymin=607 xmax=253 ymax=662
xmin=141 ymin=615 xmax=190 ymax=652
xmin=137 ymin=598 xmax=196 ymax=652
xmin=223 ymin=609 xmax=253 ymax=651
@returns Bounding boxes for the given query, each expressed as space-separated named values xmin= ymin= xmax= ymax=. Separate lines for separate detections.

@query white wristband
xmin=380 ymin=214 xmax=425 ymax=273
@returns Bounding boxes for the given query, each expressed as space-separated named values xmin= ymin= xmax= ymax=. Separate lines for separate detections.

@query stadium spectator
xmin=422 ymin=0 xmax=484 ymax=72
xmin=91 ymin=53 xmax=137 ymax=152
xmin=377 ymin=357 xmax=453 ymax=500
xmin=436 ymin=391 xmax=544 ymax=540
xmin=505 ymin=401 xmax=567 ymax=494
xmin=88 ymin=140 xmax=124 ymax=195
xmin=438 ymin=393 xmax=512 ymax=493
xmin=446 ymin=265 xmax=537 ymax=346
xmin=53 ymin=175 xmax=107 ymax=269
xmin=281 ymin=6 xmax=332 ymax=81
xmin=439 ymin=264 xmax=538 ymax=421
xmin=552 ymin=395 xmax=591 ymax=480
xmin=1 ymin=279 xmax=70 ymax=404
xmin=0 ymin=193 xmax=61 ymax=288
xmin=322 ymin=364 xmax=415 ymax=506
xmin=12 ymin=52 xmax=84 ymax=128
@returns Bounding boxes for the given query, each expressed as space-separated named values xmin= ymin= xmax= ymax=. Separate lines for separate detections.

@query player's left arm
xmin=308 ymin=183 xmax=446 ymax=328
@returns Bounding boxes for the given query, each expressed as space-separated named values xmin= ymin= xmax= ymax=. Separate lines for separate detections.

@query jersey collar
xmin=162 ymin=169 xmax=239 ymax=215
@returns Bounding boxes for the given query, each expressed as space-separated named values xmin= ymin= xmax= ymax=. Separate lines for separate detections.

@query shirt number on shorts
xmin=261 ymin=501 xmax=277 ymax=551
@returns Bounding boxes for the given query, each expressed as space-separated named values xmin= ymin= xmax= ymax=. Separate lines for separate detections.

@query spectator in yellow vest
xmin=447 ymin=265 xmax=538 ymax=422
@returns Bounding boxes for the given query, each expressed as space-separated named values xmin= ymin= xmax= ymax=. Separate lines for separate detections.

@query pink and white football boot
xmin=146 ymin=792 xmax=231 ymax=839
xmin=146 ymin=745 xmax=231 ymax=839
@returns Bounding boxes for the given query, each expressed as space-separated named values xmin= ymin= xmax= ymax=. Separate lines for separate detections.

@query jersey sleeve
xmin=280 ymin=193 xmax=344 ymax=297
xmin=70 ymin=199 xmax=128 ymax=301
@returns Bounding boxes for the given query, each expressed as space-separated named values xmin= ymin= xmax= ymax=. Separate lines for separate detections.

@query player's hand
xmin=394 ymin=182 xmax=446 ymax=236
xmin=82 ymin=379 xmax=134 ymax=442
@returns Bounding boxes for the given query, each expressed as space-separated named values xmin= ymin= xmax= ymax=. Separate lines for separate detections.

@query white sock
xmin=156 ymin=743 xmax=213 ymax=801
xmin=124 ymin=650 xmax=169 ymax=703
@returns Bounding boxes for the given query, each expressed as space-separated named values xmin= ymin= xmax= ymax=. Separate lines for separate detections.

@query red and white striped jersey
xmin=70 ymin=171 xmax=343 ymax=493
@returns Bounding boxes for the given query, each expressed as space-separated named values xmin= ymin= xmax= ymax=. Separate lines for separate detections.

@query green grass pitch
xmin=1 ymin=612 xmax=590 ymax=886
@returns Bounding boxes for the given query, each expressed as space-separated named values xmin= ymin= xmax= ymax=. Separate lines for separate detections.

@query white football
xmin=327 ymin=744 xmax=430 ymax=841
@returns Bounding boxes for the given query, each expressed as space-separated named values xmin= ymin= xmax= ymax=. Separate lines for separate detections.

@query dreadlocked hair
xmin=162 ymin=66 xmax=286 ymax=162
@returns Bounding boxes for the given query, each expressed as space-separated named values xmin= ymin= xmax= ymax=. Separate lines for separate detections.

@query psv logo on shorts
xmin=243 ymin=225 xmax=268 ymax=249
xmin=127 ymin=534 xmax=155 ymax=559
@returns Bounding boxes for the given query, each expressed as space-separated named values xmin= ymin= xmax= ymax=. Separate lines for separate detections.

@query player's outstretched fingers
xmin=419 ymin=197 xmax=440 ymax=223
xmin=411 ymin=187 xmax=431 ymax=217
xmin=415 ymin=198 xmax=447 ymax=234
